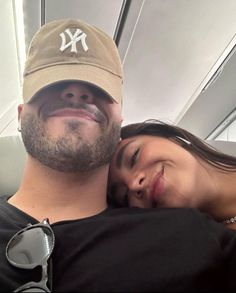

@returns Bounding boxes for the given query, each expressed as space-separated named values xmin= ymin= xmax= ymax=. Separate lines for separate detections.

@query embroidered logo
xmin=60 ymin=28 xmax=88 ymax=53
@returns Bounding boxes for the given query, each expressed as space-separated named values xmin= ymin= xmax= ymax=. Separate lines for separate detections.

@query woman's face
xmin=108 ymin=135 xmax=211 ymax=209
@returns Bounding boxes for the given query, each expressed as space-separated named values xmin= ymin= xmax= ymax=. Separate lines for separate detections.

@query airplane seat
xmin=0 ymin=136 xmax=235 ymax=196
xmin=0 ymin=136 xmax=26 ymax=196
xmin=206 ymin=140 xmax=236 ymax=157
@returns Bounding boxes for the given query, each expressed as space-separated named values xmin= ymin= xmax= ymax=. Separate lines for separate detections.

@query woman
xmin=108 ymin=119 xmax=236 ymax=229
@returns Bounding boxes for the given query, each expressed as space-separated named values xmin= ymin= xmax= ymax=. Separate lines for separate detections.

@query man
xmin=0 ymin=19 xmax=236 ymax=292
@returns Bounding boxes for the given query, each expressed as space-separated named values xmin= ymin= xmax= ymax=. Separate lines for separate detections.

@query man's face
xmin=18 ymin=81 xmax=122 ymax=172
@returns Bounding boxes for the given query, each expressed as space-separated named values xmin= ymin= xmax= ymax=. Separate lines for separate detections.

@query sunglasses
xmin=6 ymin=218 xmax=55 ymax=292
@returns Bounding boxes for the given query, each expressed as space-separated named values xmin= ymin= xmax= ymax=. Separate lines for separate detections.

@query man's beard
xmin=21 ymin=113 xmax=121 ymax=172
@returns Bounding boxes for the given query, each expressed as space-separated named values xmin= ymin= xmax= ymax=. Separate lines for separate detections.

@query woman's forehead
xmin=119 ymin=134 xmax=162 ymax=146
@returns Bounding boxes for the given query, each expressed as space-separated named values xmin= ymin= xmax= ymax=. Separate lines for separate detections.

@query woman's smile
xmin=149 ymin=166 xmax=165 ymax=204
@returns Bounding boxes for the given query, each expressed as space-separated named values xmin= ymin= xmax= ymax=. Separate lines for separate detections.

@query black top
xmin=0 ymin=195 xmax=236 ymax=292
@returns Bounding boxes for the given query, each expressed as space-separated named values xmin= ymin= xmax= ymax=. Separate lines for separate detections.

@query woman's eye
xmin=130 ymin=149 xmax=139 ymax=168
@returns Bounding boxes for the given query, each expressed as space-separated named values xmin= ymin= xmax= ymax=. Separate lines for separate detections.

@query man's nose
xmin=127 ymin=172 xmax=146 ymax=199
xmin=60 ymin=83 xmax=94 ymax=104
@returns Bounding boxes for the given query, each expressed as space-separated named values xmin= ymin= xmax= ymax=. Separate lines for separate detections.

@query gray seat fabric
xmin=0 ymin=136 xmax=235 ymax=196
xmin=206 ymin=140 xmax=236 ymax=157
xmin=0 ymin=136 xmax=26 ymax=195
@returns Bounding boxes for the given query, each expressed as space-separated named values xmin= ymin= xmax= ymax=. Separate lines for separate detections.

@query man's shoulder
xmin=105 ymin=207 xmax=201 ymax=229
xmin=106 ymin=206 xmax=208 ymax=221
xmin=0 ymin=194 xmax=11 ymax=201
xmin=101 ymin=207 xmax=236 ymax=248
xmin=0 ymin=195 xmax=11 ymax=210
xmin=104 ymin=207 xmax=232 ymax=236
xmin=0 ymin=195 xmax=36 ymax=227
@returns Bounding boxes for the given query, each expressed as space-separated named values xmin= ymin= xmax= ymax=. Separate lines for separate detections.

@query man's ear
xmin=17 ymin=104 xmax=24 ymax=132
xmin=18 ymin=104 xmax=23 ymax=121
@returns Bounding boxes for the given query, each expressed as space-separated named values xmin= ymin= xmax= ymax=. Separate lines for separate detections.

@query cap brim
xmin=23 ymin=64 xmax=122 ymax=104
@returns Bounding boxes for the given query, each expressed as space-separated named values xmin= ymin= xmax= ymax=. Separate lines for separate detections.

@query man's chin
xmin=46 ymin=119 xmax=102 ymax=140
xmin=21 ymin=113 xmax=121 ymax=172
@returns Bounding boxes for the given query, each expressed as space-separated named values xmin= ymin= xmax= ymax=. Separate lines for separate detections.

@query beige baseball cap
xmin=23 ymin=18 xmax=123 ymax=104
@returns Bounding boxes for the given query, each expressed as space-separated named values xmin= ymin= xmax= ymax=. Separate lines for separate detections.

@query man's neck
xmin=9 ymin=157 xmax=109 ymax=223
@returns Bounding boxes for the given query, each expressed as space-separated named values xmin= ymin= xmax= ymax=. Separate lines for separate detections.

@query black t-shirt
xmin=0 ymin=195 xmax=236 ymax=292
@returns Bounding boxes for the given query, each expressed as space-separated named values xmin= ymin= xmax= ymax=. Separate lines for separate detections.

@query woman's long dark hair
xmin=121 ymin=119 xmax=236 ymax=172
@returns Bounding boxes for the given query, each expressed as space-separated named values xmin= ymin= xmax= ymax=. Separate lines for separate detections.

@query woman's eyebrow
xmin=116 ymin=140 xmax=134 ymax=168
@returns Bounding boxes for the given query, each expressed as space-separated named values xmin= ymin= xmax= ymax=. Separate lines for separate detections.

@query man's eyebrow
xmin=116 ymin=140 xmax=134 ymax=168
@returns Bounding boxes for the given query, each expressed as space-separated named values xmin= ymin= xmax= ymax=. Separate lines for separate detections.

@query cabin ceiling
xmin=0 ymin=0 xmax=236 ymax=140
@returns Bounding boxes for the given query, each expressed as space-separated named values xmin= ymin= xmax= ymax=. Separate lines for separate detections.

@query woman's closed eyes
xmin=130 ymin=148 xmax=140 ymax=168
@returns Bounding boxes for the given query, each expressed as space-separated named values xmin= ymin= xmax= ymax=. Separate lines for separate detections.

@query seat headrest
xmin=206 ymin=140 xmax=236 ymax=157
xmin=0 ymin=135 xmax=26 ymax=196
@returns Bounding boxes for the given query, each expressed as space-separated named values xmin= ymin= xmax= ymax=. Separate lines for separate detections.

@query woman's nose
xmin=60 ymin=83 xmax=94 ymax=104
xmin=128 ymin=172 xmax=146 ymax=198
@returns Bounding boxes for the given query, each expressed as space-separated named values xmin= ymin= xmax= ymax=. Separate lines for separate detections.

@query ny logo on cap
xmin=60 ymin=28 xmax=88 ymax=53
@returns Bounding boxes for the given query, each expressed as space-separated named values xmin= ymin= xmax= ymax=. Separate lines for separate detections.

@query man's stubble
xmin=21 ymin=113 xmax=121 ymax=172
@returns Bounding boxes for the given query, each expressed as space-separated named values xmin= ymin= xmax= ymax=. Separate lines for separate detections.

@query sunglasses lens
xmin=7 ymin=226 xmax=53 ymax=267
